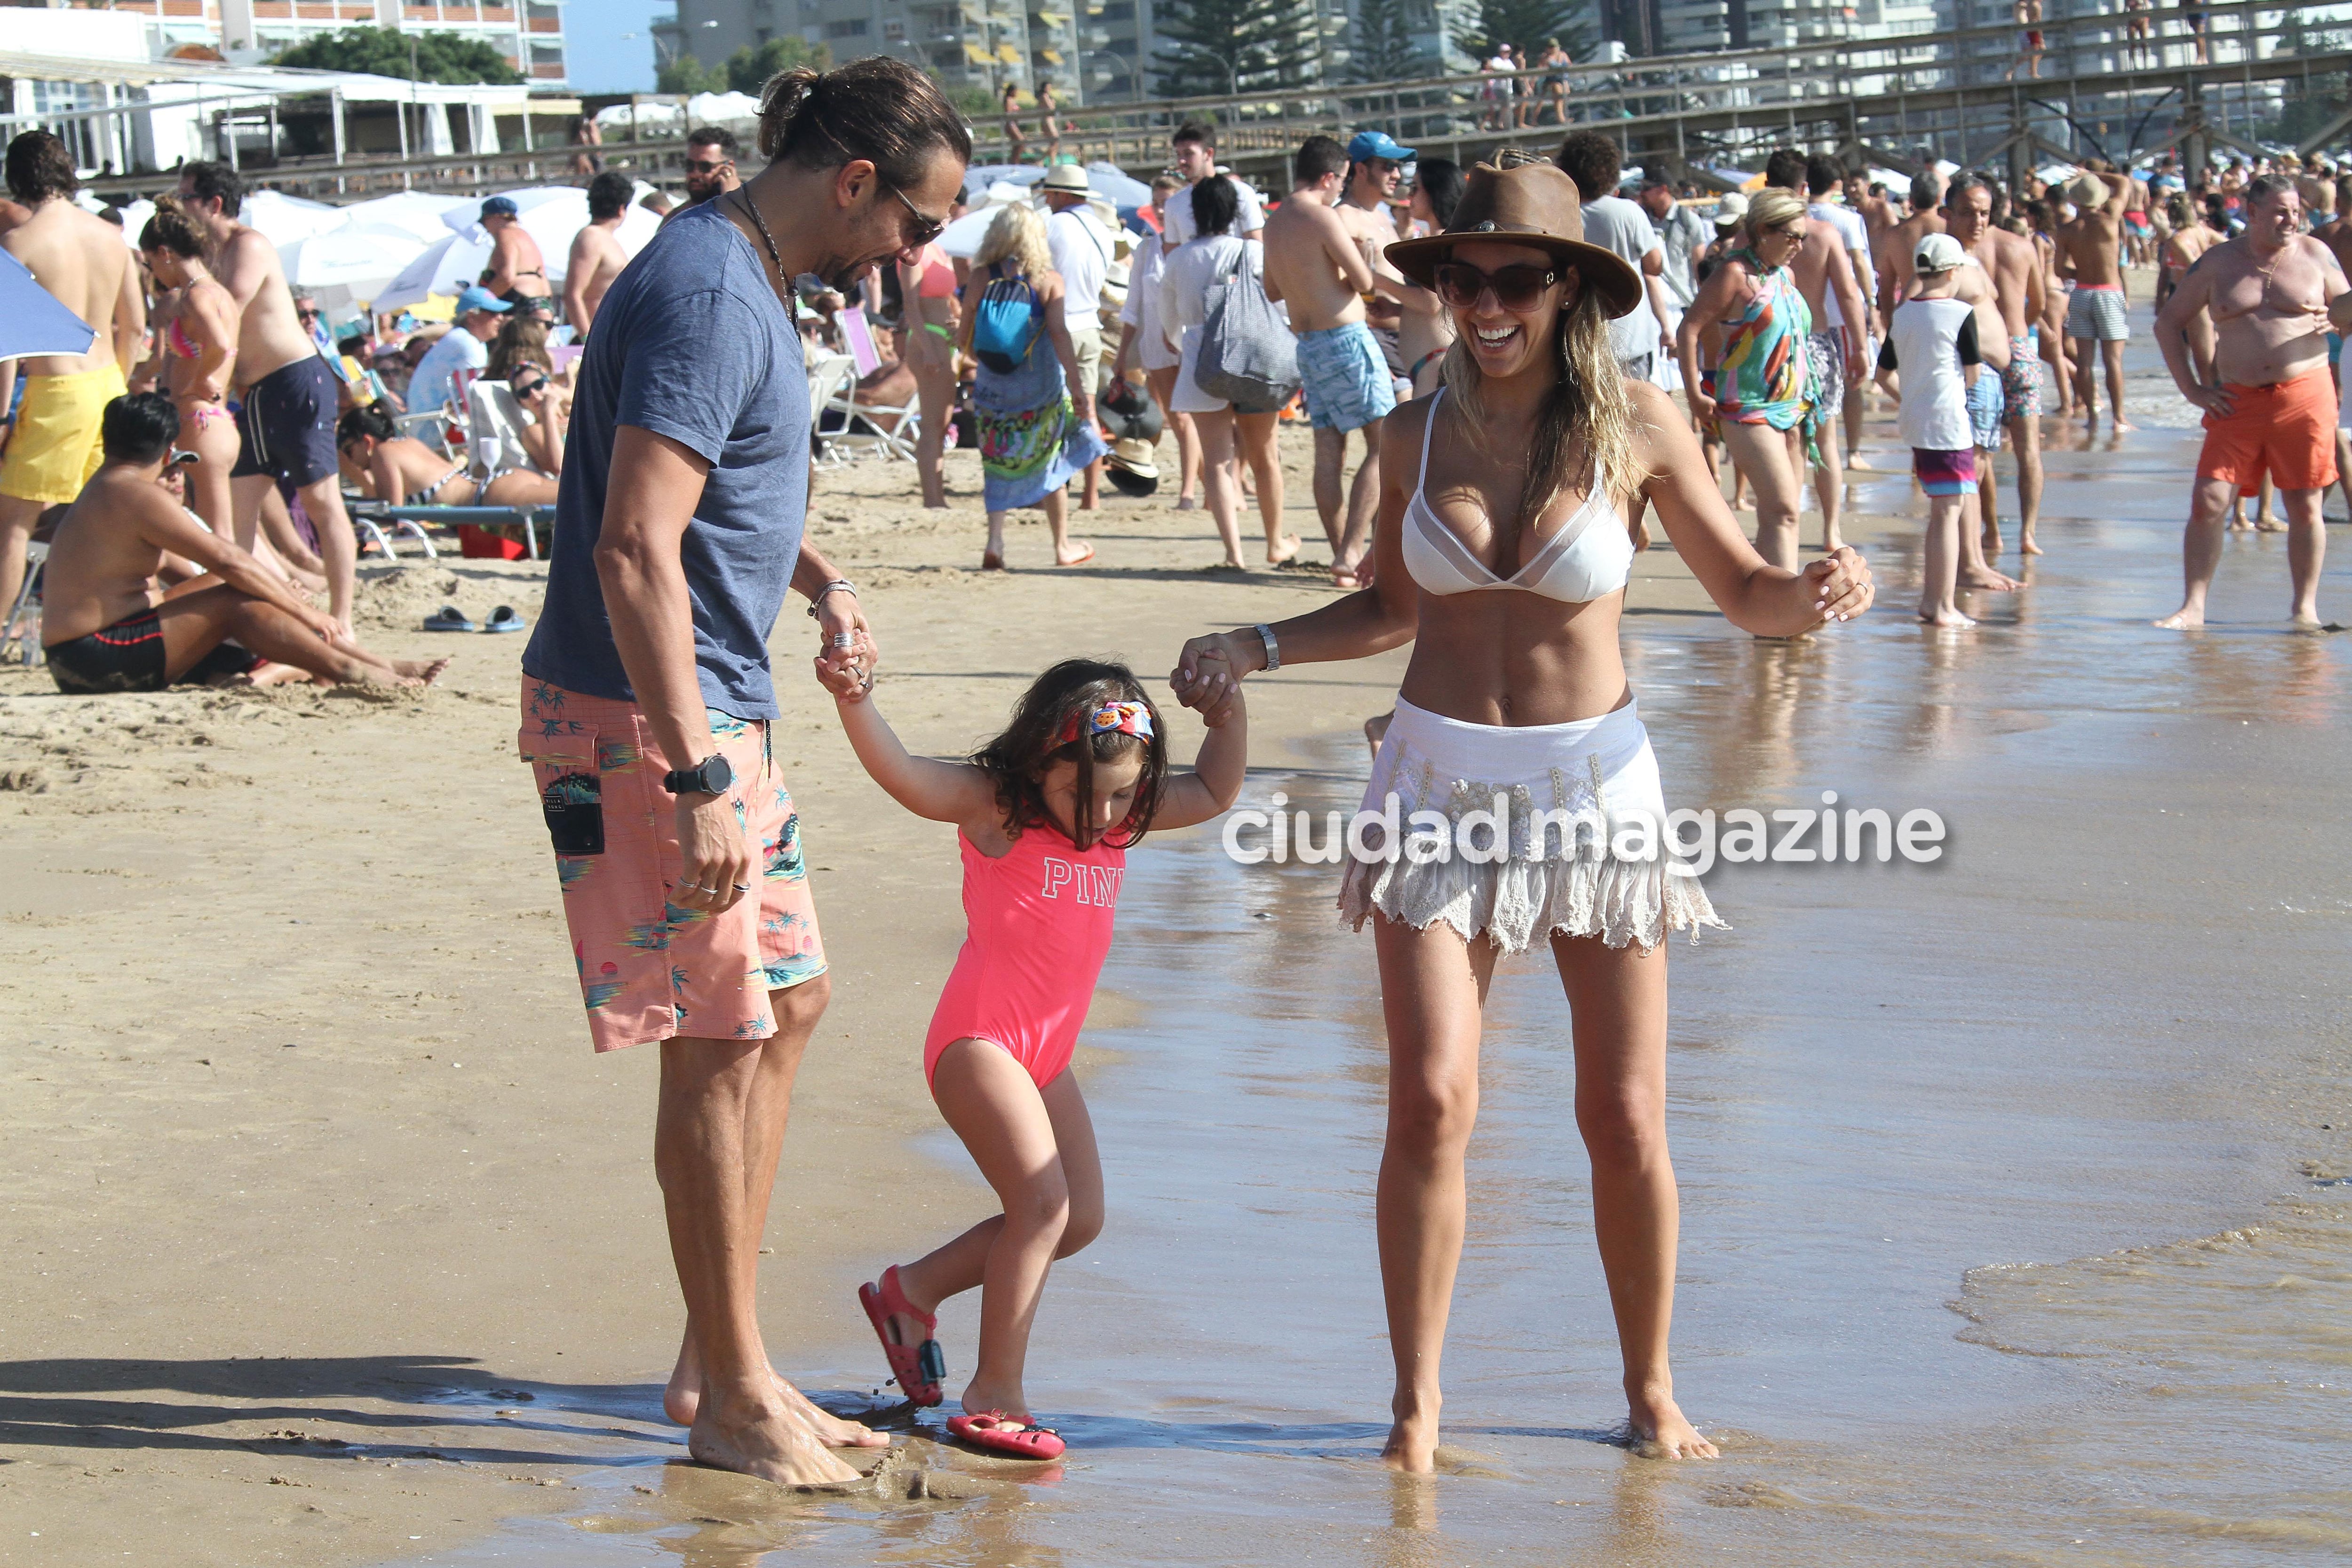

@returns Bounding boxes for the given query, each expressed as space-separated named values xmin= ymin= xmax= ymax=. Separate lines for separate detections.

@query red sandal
xmin=946 ymin=1409 xmax=1065 ymax=1460
xmin=857 ymin=1265 xmax=945 ymax=1407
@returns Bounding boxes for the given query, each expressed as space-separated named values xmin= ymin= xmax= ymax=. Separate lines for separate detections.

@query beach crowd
xmin=5 ymin=47 xmax=2347 ymax=1488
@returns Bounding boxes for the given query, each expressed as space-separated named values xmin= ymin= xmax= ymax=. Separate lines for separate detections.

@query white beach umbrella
xmin=113 ymin=197 xmax=154 ymax=249
xmin=335 ymin=190 xmax=474 ymax=247
xmin=238 ymin=189 xmax=345 ymax=247
xmin=280 ymin=223 xmax=433 ymax=302
xmin=377 ymin=231 xmax=493 ymax=311
xmin=685 ymin=90 xmax=762 ymax=125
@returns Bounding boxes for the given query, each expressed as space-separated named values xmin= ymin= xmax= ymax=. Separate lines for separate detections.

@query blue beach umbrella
xmin=0 ymin=248 xmax=97 ymax=360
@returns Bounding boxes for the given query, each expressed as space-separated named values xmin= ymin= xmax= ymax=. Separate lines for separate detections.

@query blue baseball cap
xmin=480 ymin=195 xmax=520 ymax=218
xmin=455 ymin=285 xmax=514 ymax=315
xmin=1347 ymin=131 xmax=1415 ymax=164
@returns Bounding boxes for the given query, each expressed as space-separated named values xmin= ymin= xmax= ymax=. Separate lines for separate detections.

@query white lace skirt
xmin=1337 ymin=696 xmax=1726 ymax=955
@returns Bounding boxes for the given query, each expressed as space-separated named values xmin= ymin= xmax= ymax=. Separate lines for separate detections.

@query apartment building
xmin=56 ymin=0 xmax=569 ymax=84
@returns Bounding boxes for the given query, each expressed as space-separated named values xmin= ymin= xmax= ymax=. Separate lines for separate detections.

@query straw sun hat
xmin=1385 ymin=158 xmax=1645 ymax=319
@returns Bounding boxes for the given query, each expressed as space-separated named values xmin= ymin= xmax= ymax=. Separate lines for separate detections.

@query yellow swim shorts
xmin=1 ymin=363 xmax=128 ymax=505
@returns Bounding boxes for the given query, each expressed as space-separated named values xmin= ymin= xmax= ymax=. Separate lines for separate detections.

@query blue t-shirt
xmin=522 ymin=202 xmax=809 ymax=720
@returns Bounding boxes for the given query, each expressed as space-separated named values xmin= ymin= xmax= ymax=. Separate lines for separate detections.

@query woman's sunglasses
xmin=1432 ymin=261 xmax=1562 ymax=311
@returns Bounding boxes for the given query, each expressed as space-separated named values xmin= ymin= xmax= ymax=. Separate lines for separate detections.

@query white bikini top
xmin=1401 ymin=388 xmax=1633 ymax=605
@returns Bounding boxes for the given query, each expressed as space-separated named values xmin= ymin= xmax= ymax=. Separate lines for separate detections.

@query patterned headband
xmin=1057 ymin=699 xmax=1155 ymax=748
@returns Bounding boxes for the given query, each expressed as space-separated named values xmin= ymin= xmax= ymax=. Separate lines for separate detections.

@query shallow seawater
xmin=389 ymin=342 xmax=2351 ymax=1565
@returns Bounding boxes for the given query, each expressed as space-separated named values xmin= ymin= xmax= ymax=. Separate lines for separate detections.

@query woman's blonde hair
xmin=1438 ymin=259 xmax=1644 ymax=527
xmin=1742 ymin=187 xmax=1806 ymax=239
xmin=974 ymin=202 xmax=1053 ymax=281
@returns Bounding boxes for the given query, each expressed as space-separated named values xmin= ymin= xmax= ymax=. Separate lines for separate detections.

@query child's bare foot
xmin=958 ymin=1379 xmax=1033 ymax=1428
xmin=2154 ymin=604 xmax=2204 ymax=629
xmin=1919 ymin=605 xmax=1977 ymax=627
xmin=1959 ymin=563 xmax=2021 ymax=591
xmin=2019 ymin=532 xmax=2044 ymax=556
xmin=1625 ymin=1389 xmax=1718 ymax=1460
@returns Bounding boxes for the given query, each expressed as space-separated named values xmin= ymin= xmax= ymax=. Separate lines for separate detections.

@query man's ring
xmin=829 ymin=632 xmax=854 ymax=650
xmin=731 ymin=882 xmax=752 ymax=892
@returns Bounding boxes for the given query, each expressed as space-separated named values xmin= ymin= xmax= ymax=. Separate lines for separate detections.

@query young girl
xmin=832 ymin=656 xmax=1244 ymax=1458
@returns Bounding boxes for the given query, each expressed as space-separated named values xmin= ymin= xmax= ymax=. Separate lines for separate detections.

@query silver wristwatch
xmin=1254 ymin=623 xmax=1280 ymax=673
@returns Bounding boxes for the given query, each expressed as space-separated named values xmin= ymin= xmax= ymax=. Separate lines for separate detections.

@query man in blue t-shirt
xmin=516 ymin=56 xmax=969 ymax=1489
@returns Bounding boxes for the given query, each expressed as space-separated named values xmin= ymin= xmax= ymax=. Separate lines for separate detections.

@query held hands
xmin=673 ymin=789 xmax=753 ymax=915
xmin=1803 ymin=546 xmax=1875 ymax=625
xmin=1170 ymin=630 xmax=1260 ymax=714
xmin=813 ymin=620 xmax=878 ymax=703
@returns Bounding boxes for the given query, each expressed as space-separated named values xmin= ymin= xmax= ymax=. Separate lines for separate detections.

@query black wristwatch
xmin=663 ymin=753 xmax=734 ymax=797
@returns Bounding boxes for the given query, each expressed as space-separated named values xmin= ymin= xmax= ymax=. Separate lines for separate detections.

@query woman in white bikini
xmin=1172 ymin=157 xmax=1875 ymax=1470
xmin=334 ymin=402 xmax=558 ymax=509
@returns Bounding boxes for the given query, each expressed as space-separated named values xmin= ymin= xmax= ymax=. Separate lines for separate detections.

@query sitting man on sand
xmin=40 ymin=392 xmax=447 ymax=692
xmin=2153 ymin=175 xmax=2352 ymax=630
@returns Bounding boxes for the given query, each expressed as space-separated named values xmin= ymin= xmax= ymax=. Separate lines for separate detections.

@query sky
xmin=560 ymin=0 xmax=667 ymax=94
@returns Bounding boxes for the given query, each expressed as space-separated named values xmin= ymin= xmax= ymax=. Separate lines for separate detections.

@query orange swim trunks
xmin=2194 ymin=368 xmax=2340 ymax=492
xmin=517 ymin=677 xmax=826 ymax=1052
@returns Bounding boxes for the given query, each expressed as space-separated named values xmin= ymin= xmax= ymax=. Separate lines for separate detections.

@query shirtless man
xmin=477 ymin=195 xmax=549 ymax=308
xmin=1263 ymin=135 xmax=1391 ymax=584
xmin=2312 ymin=177 xmax=2352 ymax=522
xmin=177 ymin=160 xmax=360 ymax=637
xmin=2058 ymin=167 xmax=2138 ymax=429
xmin=564 ymin=170 xmax=635 ymax=338
xmin=1845 ymin=171 xmax=1897 ymax=236
xmin=1337 ymin=130 xmax=1412 ymax=397
xmin=1764 ymin=149 xmax=1865 ymax=551
xmin=1873 ymin=170 xmax=1946 ymax=333
xmin=0 ymin=131 xmax=144 ymax=627
xmin=2153 ymin=177 xmax=2352 ymax=629
xmin=40 ymin=392 xmax=442 ymax=692
xmin=1947 ymin=174 xmax=2049 ymax=556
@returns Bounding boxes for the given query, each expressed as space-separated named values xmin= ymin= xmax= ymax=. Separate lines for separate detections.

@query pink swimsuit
xmin=922 ymin=822 xmax=1126 ymax=1090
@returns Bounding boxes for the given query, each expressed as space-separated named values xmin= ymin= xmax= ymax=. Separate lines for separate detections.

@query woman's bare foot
xmin=1055 ymin=541 xmax=1095 ymax=566
xmin=1175 ymin=494 xmax=1198 ymax=511
xmin=687 ymin=1385 xmax=862 ymax=1488
xmin=391 ymin=657 xmax=453 ymax=685
xmin=1265 ymin=533 xmax=1301 ymax=566
xmin=1624 ymin=1390 xmax=1718 ymax=1461
xmin=1379 ymin=1403 xmax=1441 ymax=1473
xmin=1959 ymin=563 xmax=2021 ymax=591
xmin=2154 ymin=604 xmax=2204 ymax=629
xmin=1919 ymin=605 xmax=1977 ymax=627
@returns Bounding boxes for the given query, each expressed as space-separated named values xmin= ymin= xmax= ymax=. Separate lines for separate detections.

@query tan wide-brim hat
xmin=1386 ymin=160 xmax=1645 ymax=320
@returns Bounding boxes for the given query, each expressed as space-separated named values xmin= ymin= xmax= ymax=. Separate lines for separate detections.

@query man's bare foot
xmin=1980 ymin=524 xmax=2002 ymax=556
xmin=1266 ymin=533 xmax=1301 ymax=566
xmin=2019 ymin=533 xmax=2044 ymax=557
xmin=1363 ymin=709 xmax=1393 ymax=756
xmin=1919 ymin=605 xmax=1978 ymax=627
xmin=2153 ymin=605 xmax=2204 ymax=629
xmin=1379 ymin=1407 xmax=1440 ymax=1473
xmin=2113 ymin=416 xmax=2136 ymax=432
xmin=1625 ymin=1391 xmax=1718 ymax=1460
xmin=687 ymin=1387 xmax=861 ymax=1488
xmin=665 ymin=1331 xmax=886 ymax=1448
xmin=1959 ymin=564 xmax=2021 ymax=591
xmin=391 ymin=657 xmax=453 ymax=684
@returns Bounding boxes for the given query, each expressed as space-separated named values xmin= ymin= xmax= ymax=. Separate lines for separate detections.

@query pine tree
xmin=1349 ymin=0 xmax=1427 ymax=83
xmin=1155 ymin=0 xmax=1328 ymax=96
xmin=1454 ymin=0 xmax=1594 ymax=62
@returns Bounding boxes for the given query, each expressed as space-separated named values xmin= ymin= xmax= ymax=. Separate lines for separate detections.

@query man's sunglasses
xmin=1432 ymin=261 xmax=1562 ymax=311
xmin=684 ymin=157 xmax=732 ymax=174
xmin=885 ymin=183 xmax=948 ymax=247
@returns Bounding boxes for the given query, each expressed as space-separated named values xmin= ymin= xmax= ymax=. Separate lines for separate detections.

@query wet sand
xmin=6 ymin=297 xmax=2349 ymax=1565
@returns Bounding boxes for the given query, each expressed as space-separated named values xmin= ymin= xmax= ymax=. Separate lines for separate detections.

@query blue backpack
xmin=971 ymin=264 xmax=1045 ymax=373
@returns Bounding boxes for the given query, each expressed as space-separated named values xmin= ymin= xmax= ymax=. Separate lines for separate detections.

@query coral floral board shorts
xmin=518 ymin=678 xmax=826 ymax=1051
xmin=2194 ymin=370 xmax=2339 ymax=492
